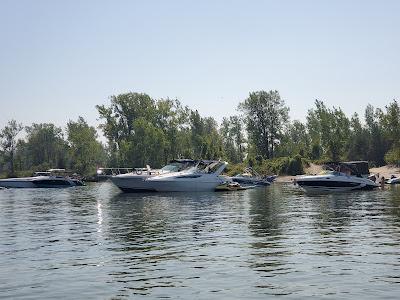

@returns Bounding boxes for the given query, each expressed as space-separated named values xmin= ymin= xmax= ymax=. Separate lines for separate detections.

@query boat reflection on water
xmin=101 ymin=191 xmax=229 ymax=296
xmin=2 ymin=181 xmax=400 ymax=298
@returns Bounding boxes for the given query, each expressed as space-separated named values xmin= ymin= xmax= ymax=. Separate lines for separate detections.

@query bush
xmin=224 ymin=163 xmax=246 ymax=176
xmin=257 ymin=155 xmax=306 ymax=176
xmin=228 ymin=156 xmax=307 ymax=176
xmin=385 ymin=148 xmax=400 ymax=166
xmin=287 ymin=155 xmax=304 ymax=175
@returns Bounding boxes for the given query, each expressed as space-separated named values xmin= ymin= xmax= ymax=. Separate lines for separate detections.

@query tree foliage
xmin=306 ymin=100 xmax=350 ymax=161
xmin=67 ymin=117 xmax=106 ymax=175
xmin=2 ymin=90 xmax=400 ymax=177
xmin=220 ymin=116 xmax=246 ymax=163
xmin=0 ymin=119 xmax=23 ymax=174
xmin=239 ymin=90 xmax=289 ymax=159
xmin=96 ymin=92 xmax=224 ymax=168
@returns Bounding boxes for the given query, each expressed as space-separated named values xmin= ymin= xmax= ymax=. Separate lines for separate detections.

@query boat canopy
xmin=324 ymin=161 xmax=370 ymax=177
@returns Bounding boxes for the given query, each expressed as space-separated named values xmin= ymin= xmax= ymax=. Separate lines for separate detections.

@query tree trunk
xmin=10 ymin=151 xmax=14 ymax=175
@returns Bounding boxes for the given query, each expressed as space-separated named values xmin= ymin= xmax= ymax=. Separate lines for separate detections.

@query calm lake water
xmin=1 ymin=182 xmax=400 ymax=299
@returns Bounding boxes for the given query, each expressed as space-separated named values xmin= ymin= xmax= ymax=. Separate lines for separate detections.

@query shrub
xmin=227 ymin=156 xmax=307 ymax=176
xmin=223 ymin=163 xmax=246 ymax=176
xmin=257 ymin=155 xmax=306 ymax=176
xmin=287 ymin=155 xmax=304 ymax=175
xmin=385 ymin=148 xmax=400 ymax=166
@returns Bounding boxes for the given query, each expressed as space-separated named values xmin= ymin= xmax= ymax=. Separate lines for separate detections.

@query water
xmin=1 ymin=182 xmax=400 ymax=299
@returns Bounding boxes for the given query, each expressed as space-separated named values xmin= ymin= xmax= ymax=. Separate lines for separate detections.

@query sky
xmin=1 ymin=0 xmax=399 ymax=133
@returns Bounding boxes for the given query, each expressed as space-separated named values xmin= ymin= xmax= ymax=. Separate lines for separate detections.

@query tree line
xmin=1 ymin=90 xmax=400 ymax=177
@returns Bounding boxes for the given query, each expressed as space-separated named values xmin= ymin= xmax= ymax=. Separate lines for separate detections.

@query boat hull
xmin=149 ymin=180 xmax=223 ymax=192
xmin=146 ymin=172 xmax=226 ymax=192
xmin=0 ymin=179 xmax=36 ymax=188
xmin=0 ymin=176 xmax=77 ymax=188
xmin=231 ymin=177 xmax=271 ymax=186
xmin=387 ymin=177 xmax=400 ymax=184
xmin=296 ymin=174 xmax=379 ymax=193
xmin=110 ymin=174 xmax=156 ymax=192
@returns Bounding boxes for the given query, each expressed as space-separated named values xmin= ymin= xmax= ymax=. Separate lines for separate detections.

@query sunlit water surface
xmin=1 ymin=182 xmax=400 ymax=299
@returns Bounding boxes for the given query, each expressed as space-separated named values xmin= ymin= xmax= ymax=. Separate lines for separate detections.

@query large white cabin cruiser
xmin=145 ymin=160 xmax=228 ymax=192
xmin=0 ymin=169 xmax=84 ymax=188
xmin=109 ymin=159 xmax=196 ymax=192
xmin=296 ymin=161 xmax=379 ymax=193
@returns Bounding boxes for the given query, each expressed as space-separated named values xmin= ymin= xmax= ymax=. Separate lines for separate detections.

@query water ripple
xmin=1 ymin=183 xmax=400 ymax=299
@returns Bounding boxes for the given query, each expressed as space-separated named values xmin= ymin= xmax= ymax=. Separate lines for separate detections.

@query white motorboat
xmin=145 ymin=160 xmax=228 ymax=192
xmin=386 ymin=175 xmax=400 ymax=184
xmin=295 ymin=161 xmax=379 ymax=193
xmin=109 ymin=159 xmax=197 ymax=192
xmin=0 ymin=169 xmax=84 ymax=188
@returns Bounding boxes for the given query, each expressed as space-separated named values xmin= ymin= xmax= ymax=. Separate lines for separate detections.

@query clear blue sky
xmin=1 ymin=0 xmax=399 ymax=132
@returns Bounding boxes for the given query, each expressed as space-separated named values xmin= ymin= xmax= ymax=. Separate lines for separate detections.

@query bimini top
xmin=324 ymin=161 xmax=370 ymax=177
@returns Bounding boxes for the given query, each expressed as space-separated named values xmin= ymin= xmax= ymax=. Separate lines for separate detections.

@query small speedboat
xmin=295 ymin=162 xmax=379 ymax=193
xmin=386 ymin=175 xmax=400 ymax=184
xmin=145 ymin=160 xmax=228 ymax=192
xmin=109 ymin=159 xmax=197 ymax=192
xmin=0 ymin=169 xmax=84 ymax=188
xmin=231 ymin=167 xmax=271 ymax=186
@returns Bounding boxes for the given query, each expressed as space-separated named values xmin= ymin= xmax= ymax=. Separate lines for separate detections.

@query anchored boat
xmin=295 ymin=161 xmax=379 ymax=193
xmin=109 ymin=159 xmax=197 ymax=192
xmin=231 ymin=167 xmax=272 ymax=186
xmin=145 ymin=160 xmax=228 ymax=192
xmin=0 ymin=169 xmax=84 ymax=188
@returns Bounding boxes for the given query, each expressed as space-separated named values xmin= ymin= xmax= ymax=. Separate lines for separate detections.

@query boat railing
xmin=97 ymin=167 xmax=135 ymax=176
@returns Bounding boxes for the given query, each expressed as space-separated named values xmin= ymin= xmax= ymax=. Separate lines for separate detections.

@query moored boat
xmin=295 ymin=161 xmax=379 ymax=193
xmin=109 ymin=159 xmax=197 ymax=192
xmin=0 ymin=169 xmax=84 ymax=188
xmin=145 ymin=160 xmax=228 ymax=192
xmin=231 ymin=167 xmax=272 ymax=186
xmin=386 ymin=175 xmax=400 ymax=184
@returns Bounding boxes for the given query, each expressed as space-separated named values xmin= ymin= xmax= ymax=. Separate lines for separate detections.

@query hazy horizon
xmin=1 ymin=0 xmax=399 ymax=131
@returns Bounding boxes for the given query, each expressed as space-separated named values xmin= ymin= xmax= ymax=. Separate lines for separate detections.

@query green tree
xmin=14 ymin=139 xmax=31 ymax=172
xmin=97 ymin=93 xmax=199 ymax=167
xmin=307 ymin=100 xmax=350 ymax=161
xmin=130 ymin=118 xmax=167 ymax=167
xmin=380 ymin=100 xmax=400 ymax=145
xmin=24 ymin=123 xmax=69 ymax=170
xmin=188 ymin=110 xmax=223 ymax=160
xmin=346 ymin=113 xmax=369 ymax=161
xmin=67 ymin=117 xmax=107 ymax=176
xmin=377 ymin=100 xmax=400 ymax=166
xmin=96 ymin=92 xmax=156 ymax=165
xmin=0 ymin=120 xmax=23 ymax=175
xmin=364 ymin=104 xmax=387 ymax=165
xmin=155 ymin=99 xmax=193 ymax=162
xmin=276 ymin=120 xmax=310 ymax=157
xmin=239 ymin=90 xmax=289 ymax=159
xmin=220 ymin=116 xmax=246 ymax=163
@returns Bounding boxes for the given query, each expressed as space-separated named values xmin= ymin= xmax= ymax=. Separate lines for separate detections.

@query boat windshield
xmin=202 ymin=161 xmax=225 ymax=174
xmin=161 ymin=162 xmax=192 ymax=173
xmin=318 ymin=170 xmax=346 ymax=176
xmin=34 ymin=172 xmax=51 ymax=176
